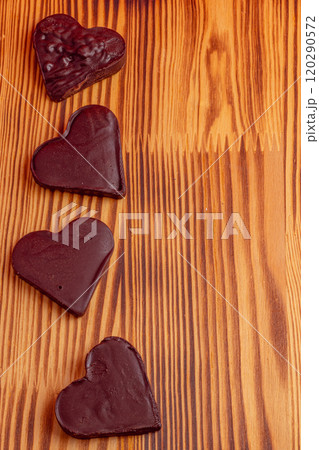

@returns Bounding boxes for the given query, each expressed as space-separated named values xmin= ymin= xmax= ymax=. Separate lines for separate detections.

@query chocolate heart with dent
xmin=31 ymin=105 xmax=126 ymax=198
xmin=33 ymin=14 xmax=126 ymax=101
xmin=55 ymin=337 xmax=161 ymax=439
xmin=12 ymin=218 xmax=114 ymax=316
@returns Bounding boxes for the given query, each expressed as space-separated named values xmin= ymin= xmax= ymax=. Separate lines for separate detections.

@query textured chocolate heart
xmin=12 ymin=218 xmax=114 ymax=316
xmin=55 ymin=337 xmax=161 ymax=439
xmin=31 ymin=105 xmax=126 ymax=198
xmin=33 ymin=14 xmax=126 ymax=101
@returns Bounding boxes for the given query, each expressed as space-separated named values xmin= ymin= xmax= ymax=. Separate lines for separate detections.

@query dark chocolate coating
xmin=12 ymin=218 xmax=114 ymax=316
xmin=55 ymin=337 xmax=161 ymax=439
xmin=33 ymin=14 xmax=126 ymax=101
xmin=31 ymin=105 xmax=126 ymax=198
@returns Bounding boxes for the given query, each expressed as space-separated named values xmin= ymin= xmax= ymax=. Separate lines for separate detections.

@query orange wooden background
xmin=0 ymin=0 xmax=300 ymax=449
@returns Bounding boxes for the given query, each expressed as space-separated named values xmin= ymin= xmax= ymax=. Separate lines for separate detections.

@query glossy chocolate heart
xmin=55 ymin=337 xmax=161 ymax=439
xmin=31 ymin=105 xmax=126 ymax=198
xmin=12 ymin=218 xmax=114 ymax=316
xmin=33 ymin=14 xmax=126 ymax=101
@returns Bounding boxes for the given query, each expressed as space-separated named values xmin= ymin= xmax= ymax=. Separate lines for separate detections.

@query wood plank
xmin=0 ymin=0 xmax=300 ymax=448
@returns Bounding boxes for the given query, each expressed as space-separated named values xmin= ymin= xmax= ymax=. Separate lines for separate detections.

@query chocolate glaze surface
xmin=31 ymin=105 xmax=126 ymax=198
xmin=33 ymin=14 xmax=126 ymax=101
xmin=55 ymin=337 xmax=161 ymax=439
xmin=12 ymin=218 xmax=114 ymax=316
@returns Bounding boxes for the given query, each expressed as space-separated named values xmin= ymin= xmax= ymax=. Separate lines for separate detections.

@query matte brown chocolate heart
xmin=31 ymin=105 xmax=126 ymax=198
xmin=12 ymin=218 xmax=114 ymax=316
xmin=33 ymin=14 xmax=126 ymax=101
xmin=55 ymin=337 xmax=161 ymax=439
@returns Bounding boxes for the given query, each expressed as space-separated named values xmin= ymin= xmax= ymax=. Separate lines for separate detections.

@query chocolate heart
xmin=55 ymin=337 xmax=161 ymax=439
xmin=12 ymin=218 xmax=114 ymax=316
xmin=33 ymin=14 xmax=126 ymax=101
xmin=31 ymin=105 xmax=126 ymax=198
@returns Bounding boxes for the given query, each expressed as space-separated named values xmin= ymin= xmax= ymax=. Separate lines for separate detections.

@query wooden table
xmin=0 ymin=1 xmax=300 ymax=449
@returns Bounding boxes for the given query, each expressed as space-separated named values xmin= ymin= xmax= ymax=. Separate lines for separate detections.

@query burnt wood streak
xmin=0 ymin=0 xmax=300 ymax=449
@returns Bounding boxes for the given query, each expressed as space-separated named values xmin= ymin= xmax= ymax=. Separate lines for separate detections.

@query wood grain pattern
xmin=0 ymin=0 xmax=300 ymax=449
